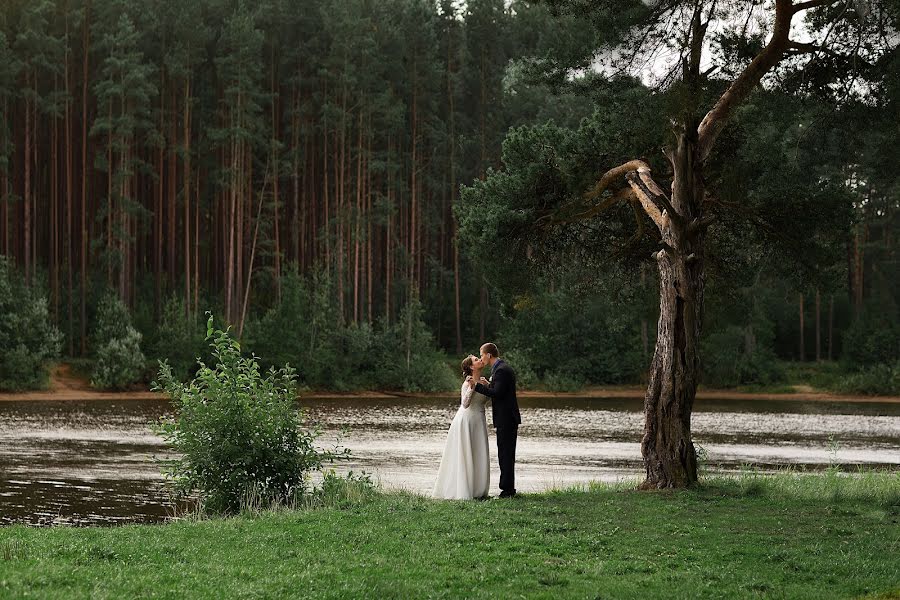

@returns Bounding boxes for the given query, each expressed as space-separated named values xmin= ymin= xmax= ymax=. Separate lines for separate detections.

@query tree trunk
xmin=24 ymin=78 xmax=31 ymax=286
xmin=271 ymin=52 xmax=281 ymax=304
xmin=51 ymin=80 xmax=60 ymax=321
xmin=799 ymin=293 xmax=806 ymax=362
xmin=65 ymin=7 xmax=74 ymax=355
xmin=184 ymin=77 xmax=192 ymax=317
xmin=639 ymin=132 xmax=703 ymax=490
xmin=828 ymin=294 xmax=834 ymax=361
xmin=80 ymin=0 xmax=90 ymax=354
xmin=815 ymin=288 xmax=821 ymax=362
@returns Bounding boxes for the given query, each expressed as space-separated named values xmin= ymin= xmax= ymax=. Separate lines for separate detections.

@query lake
xmin=1 ymin=396 xmax=898 ymax=526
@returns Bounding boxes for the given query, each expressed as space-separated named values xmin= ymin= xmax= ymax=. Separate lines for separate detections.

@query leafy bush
xmin=90 ymin=292 xmax=146 ymax=390
xmin=843 ymin=307 xmax=900 ymax=368
xmin=375 ymin=298 xmax=457 ymax=393
xmin=155 ymin=315 xmax=350 ymax=514
xmin=247 ymin=269 xmax=455 ymax=392
xmin=701 ymin=325 xmax=784 ymax=388
xmin=0 ymin=258 xmax=62 ymax=391
xmin=91 ymin=327 xmax=146 ymax=390
xmin=836 ymin=361 xmax=900 ymax=396
xmin=89 ymin=292 xmax=133 ymax=352
xmin=544 ymin=371 xmax=585 ymax=392
xmin=145 ymin=295 xmax=207 ymax=381
xmin=498 ymin=283 xmax=645 ymax=386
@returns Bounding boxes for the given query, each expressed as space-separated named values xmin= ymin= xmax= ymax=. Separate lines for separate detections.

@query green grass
xmin=1 ymin=473 xmax=899 ymax=599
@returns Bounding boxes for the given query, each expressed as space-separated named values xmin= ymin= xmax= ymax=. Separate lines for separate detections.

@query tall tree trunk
xmin=827 ymin=294 xmax=834 ymax=361
xmin=168 ymin=86 xmax=176 ymax=285
xmin=80 ymin=0 xmax=90 ymax=354
xmin=51 ymin=78 xmax=60 ymax=321
xmin=639 ymin=131 xmax=704 ymax=490
xmin=353 ymin=111 xmax=362 ymax=323
xmin=337 ymin=84 xmax=347 ymax=324
xmin=815 ymin=288 xmax=821 ymax=362
xmin=194 ymin=177 xmax=200 ymax=317
xmin=448 ymin=49 xmax=462 ymax=353
xmin=799 ymin=293 xmax=806 ymax=362
xmin=183 ymin=77 xmax=192 ymax=317
xmin=1 ymin=113 xmax=8 ymax=256
xmin=24 ymin=75 xmax=31 ymax=286
xmin=106 ymin=103 xmax=112 ymax=287
xmin=366 ymin=127 xmax=373 ymax=324
xmin=270 ymin=54 xmax=281 ymax=303
xmin=155 ymin=68 xmax=164 ymax=316
xmin=410 ymin=57 xmax=418 ymax=299
xmin=65 ymin=6 xmax=74 ymax=355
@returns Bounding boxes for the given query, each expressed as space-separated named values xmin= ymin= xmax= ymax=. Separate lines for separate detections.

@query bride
xmin=432 ymin=355 xmax=490 ymax=500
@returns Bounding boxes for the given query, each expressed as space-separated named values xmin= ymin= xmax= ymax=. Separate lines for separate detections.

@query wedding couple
xmin=432 ymin=342 xmax=521 ymax=500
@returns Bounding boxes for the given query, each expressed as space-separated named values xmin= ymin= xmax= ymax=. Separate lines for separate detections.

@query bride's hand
xmin=465 ymin=375 xmax=475 ymax=389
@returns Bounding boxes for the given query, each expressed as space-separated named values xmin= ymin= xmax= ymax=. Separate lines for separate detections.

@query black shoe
xmin=498 ymin=490 xmax=517 ymax=498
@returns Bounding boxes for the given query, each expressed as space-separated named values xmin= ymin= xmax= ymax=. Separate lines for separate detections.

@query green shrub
xmin=0 ymin=258 xmax=62 ymax=391
xmin=145 ymin=295 xmax=207 ymax=381
xmin=836 ymin=361 xmax=900 ymax=395
xmin=248 ymin=269 xmax=455 ymax=392
xmin=375 ymin=298 xmax=457 ymax=393
xmin=498 ymin=284 xmax=644 ymax=386
xmin=544 ymin=371 xmax=585 ymax=392
xmin=842 ymin=303 xmax=899 ymax=368
xmin=701 ymin=325 xmax=784 ymax=388
xmin=154 ymin=315 xmax=350 ymax=514
xmin=90 ymin=292 xmax=147 ymax=390
xmin=91 ymin=327 xmax=146 ymax=390
xmin=89 ymin=292 xmax=133 ymax=353
xmin=501 ymin=348 xmax=538 ymax=389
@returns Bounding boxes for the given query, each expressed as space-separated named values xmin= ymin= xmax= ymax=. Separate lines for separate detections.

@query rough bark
xmin=638 ymin=131 xmax=704 ymax=490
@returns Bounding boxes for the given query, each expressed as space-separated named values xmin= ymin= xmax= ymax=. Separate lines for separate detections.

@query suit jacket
xmin=475 ymin=360 xmax=522 ymax=429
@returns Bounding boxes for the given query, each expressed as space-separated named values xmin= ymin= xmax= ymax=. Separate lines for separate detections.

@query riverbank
xmin=2 ymin=363 xmax=899 ymax=403
xmin=2 ymin=385 xmax=899 ymax=403
xmin=1 ymin=473 xmax=897 ymax=598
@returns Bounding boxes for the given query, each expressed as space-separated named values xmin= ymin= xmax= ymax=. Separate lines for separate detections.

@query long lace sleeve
xmin=461 ymin=381 xmax=475 ymax=408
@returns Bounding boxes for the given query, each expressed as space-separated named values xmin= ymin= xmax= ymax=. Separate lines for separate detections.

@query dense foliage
xmin=154 ymin=315 xmax=349 ymax=514
xmin=0 ymin=1 xmax=896 ymax=394
xmin=0 ymin=258 xmax=62 ymax=391
xmin=247 ymin=269 xmax=456 ymax=392
xmin=89 ymin=292 xmax=146 ymax=390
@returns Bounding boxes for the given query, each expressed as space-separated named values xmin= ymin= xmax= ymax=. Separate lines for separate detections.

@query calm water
xmin=1 ymin=396 xmax=899 ymax=526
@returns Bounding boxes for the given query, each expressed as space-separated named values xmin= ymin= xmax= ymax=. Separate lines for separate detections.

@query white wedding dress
xmin=432 ymin=381 xmax=490 ymax=500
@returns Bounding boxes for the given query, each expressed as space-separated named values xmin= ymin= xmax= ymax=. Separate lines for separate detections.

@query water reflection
xmin=1 ymin=396 xmax=898 ymax=526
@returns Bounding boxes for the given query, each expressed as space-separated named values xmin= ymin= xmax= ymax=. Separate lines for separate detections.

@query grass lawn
xmin=1 ymin=473 xmax=898 ymax=599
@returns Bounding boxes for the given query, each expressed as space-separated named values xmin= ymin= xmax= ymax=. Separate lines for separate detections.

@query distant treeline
xmin=0 ymin=0 xmax=896 ymax=393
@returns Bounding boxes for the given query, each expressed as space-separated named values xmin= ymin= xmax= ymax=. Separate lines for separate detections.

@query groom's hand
xmin=479 ymin=377 xmax=489 ymax=386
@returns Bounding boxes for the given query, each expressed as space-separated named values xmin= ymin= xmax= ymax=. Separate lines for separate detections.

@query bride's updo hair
xmin=460 ymin=356 xmax=474 ymax=378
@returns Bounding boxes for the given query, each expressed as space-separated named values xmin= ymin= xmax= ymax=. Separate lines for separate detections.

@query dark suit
xmin=475 ymin=359 xmax=521 ymax=495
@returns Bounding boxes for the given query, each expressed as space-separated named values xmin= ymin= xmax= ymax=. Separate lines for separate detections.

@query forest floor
xmin=0 ymin=473 xmax=898 ymax=599
xmin=0 ymin=363 xmax=898 ymax=403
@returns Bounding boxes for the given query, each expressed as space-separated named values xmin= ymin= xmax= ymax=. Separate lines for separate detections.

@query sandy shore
xmin=0 ymin=365 xmax=897 ymax=403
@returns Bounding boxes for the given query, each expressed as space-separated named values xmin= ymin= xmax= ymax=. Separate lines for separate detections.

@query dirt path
xmin=0 ymin=364 xmax=897 ymax=403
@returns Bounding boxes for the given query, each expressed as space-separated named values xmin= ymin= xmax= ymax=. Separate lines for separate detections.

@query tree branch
xmin=582 ymin=159 xmax=652 ymax=201
xmin=624 ymin=171 xmax=665 ymax=230
xmin=696 ymin=0 xmax=796 ymax=162
xmin=550 ymin=187 xmax=637 ymax=226
xmin=539 ymin=160 xmax=677 ymax=236
xmin=785 ymin=40 xmax=843 ymax=59
xmin=537 ymin=159 xmax=649 ymax=226
xmin=790 ymin=0 xmax=841 ymax=14
xmin=637 ymin=166 xmax=679 ymax=220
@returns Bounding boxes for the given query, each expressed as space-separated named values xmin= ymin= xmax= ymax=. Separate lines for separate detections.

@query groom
xmin=474 ymin=343 xmax=522 ymax=498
